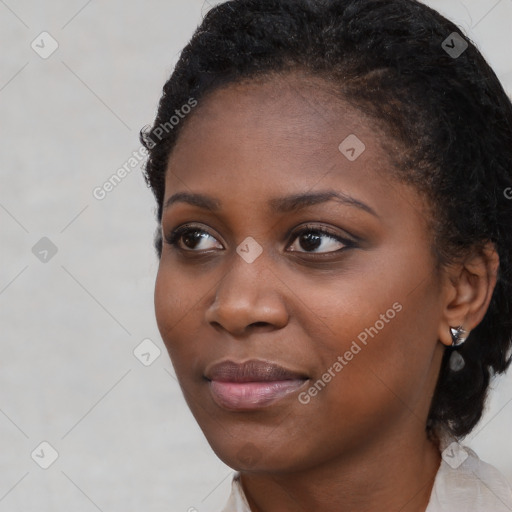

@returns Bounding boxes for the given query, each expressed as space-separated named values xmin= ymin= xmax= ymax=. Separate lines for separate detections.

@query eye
xmin=164 ymin=224 xmax=223 ymax=252
xmin=287 ymin=224 xmax=354 ymax=254
xmin=164 ymin=223 xmax=355 ymax=255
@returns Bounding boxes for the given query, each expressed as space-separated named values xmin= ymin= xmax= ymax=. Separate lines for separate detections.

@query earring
xmin=449 ymin=351 xmax=465 ymax=371
xmin=450 ymin=325 xmax=468 ymax=347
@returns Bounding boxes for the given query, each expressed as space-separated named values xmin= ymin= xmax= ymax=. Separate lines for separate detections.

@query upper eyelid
xmin=289 ymin=225 xmax=351 ymax=243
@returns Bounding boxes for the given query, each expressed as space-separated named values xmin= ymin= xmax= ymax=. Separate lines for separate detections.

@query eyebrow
xmin=163 ymin=190 xmax=379 ymax=218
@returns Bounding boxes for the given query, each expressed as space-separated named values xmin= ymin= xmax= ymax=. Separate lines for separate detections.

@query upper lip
xmin=205 ymin=359 xmax=309 ymax=383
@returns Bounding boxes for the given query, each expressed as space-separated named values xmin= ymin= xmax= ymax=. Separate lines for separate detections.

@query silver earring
xmin=450 ymin=325 xmax=468 ymax=347
xmin=449 ymin=351 xmax=465 ymax=371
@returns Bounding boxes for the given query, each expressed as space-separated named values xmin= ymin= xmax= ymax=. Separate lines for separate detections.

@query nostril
xmin=249 ymin=322 xmax=270 ymax=328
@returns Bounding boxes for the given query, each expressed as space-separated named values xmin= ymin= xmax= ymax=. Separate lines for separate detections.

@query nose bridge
xmin=205 ymin=247 xmax=288 ymax=333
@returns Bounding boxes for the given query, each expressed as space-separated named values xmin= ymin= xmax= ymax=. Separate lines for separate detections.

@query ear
xmin=437 ymin=241 xmax=500 ymax=347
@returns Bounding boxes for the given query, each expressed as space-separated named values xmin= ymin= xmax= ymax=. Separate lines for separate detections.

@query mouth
xmin=204 ymin=359 xmax=309 ymax=410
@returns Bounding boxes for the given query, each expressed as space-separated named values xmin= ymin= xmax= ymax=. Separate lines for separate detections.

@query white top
xmin=220 ymin=431 xmax=512 ymax=511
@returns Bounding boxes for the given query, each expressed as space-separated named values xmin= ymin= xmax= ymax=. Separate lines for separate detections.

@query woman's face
xmin=154 ymin=73 xmax=448 ymax=472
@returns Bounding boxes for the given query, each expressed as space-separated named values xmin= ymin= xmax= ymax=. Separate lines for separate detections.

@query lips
xmin=206 ymin=359 xmax=308 ymax=382
xmin=205 ymin=359 xmax=309 ymax=410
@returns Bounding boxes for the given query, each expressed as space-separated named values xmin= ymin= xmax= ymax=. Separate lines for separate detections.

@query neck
xmin=240 ymin=425 xmax=442 ymax=512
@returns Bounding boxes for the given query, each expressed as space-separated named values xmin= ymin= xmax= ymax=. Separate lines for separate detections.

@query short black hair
xmin=140 ymin=0 xmax=512 ymax=439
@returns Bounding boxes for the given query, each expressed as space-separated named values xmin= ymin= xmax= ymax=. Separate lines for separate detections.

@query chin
xmin=203 ymin=429 xmax=313 ymax=473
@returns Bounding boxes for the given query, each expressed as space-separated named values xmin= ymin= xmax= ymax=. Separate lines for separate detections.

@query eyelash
xmin=164 ymin=223 xmax=356 ymax=255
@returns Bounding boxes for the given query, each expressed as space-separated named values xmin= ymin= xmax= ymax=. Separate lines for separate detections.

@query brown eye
xmin=165 ymin=225 xmax=223 ymax=251
xmin=287 ymin=225 xmax=355 ymax=254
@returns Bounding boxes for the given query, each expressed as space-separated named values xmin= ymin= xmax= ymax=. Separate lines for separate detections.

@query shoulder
xmin=426 ymin=430 xmax=512 ymax=512
xmin=220 ymin=436 xmax=512 ymax=512
xmin=220 ymin=473 xmax=251 ymax=512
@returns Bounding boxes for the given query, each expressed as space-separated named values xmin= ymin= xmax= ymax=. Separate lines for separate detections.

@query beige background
xmin=1 ymin=1 xmax=511 ymax=510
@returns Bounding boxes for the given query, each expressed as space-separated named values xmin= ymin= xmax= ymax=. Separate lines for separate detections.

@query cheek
xmin=154 ymin=268 xmax=174 ymax=338
xmin=154 ymin=262 xmax=218 ymax=386
xmin=314 ymin=282 xmax=441 ymax=428
xmin=302 ymin=254 xmax=441 ymax=404
xmin=154 ymin=265 xmax=193 ymax=357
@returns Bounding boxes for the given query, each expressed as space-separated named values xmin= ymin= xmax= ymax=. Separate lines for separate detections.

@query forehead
xmin=167 ymin=73 xmax=386 ymax=178
xmin=163 ymin=72 xmax=429 ymax=228
xmin=171 ymin=71 xmax=375 ymax=149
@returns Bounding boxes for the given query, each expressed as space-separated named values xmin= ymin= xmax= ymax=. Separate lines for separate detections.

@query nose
xmin=204 ymin=254 xmax=289 ymax=336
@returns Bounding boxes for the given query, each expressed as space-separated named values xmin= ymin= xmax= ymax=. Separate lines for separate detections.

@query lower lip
xmin=209 ymin=379 xmax=307 ymax=410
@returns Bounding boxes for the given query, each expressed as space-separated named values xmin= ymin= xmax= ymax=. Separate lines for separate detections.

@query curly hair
xmin=140 ymin=0 xmax=512 ymax=439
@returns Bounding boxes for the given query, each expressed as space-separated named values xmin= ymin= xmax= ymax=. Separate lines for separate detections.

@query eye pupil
xmin=300 ymin=232 xmax=322 ymax=251
xmin=183 ymin=231 xmax=204 ymax=248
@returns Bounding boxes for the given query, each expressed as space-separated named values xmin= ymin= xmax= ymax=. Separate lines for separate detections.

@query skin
xmin=154 ymin=71 xmax=499 ymax=512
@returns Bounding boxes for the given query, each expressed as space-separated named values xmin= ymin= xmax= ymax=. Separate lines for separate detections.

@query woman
xmin=140 ymin=0 xmax=512 ymax=510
